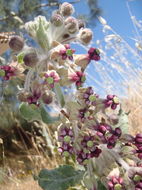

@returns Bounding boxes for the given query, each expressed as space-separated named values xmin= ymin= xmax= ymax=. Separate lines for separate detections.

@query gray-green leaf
xmin=37 ymin=165 xmax=84 ymax=190
xmin=54 ymin=83 xmax=65 ymax=107
xmin=19 ymin=102 xmax=42 ymax=122
xmin=115 ymin=109 xmax=129 ymax=133
xmin=97 ymin=180 xmax=107 ymax=190
xmin=36 ymin=17 xmax=49 ymax=50
xmin=40 ymin=106 xmax=60 ymax=124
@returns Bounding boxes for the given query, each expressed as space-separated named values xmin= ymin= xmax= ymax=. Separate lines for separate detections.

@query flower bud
xmin=41 ymin=91 xmax=53 ymax=104
xmin=60 ymin=2 xmax=74 ymax=17
xmin=78 ymin=19 xmax=86 ymax=29
xmin=109 ymin=114 xmax=119 ymax=125
xmin=79 ymin=28 xmax=93 ymax=45
xmin=23 ymin=50 xmax=38 ymax=68
xmin=65 ymin=17 xmax=79 ymax=34
xmin=9 ymin=36 xmax=24 ymax=51
xmin=17 ymin=91 xmax=31 ymax=102
xmin=50 ymin=13 xmax=64 ymax=27
xmin=74 ymin=54 xmax=90 ymax=69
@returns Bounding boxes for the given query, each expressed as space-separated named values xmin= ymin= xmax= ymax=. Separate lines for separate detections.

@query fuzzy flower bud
xmin=9 ymin=36 xmax=24 ymax=51
xmin=60 ymin=2 xmax=74 ymax=17
xmin=74 ymin=54 xmax=90 ymax=69
xmin=41 ymin=90 xmax=53 ymax=104
xmin=78 ymin=19 xmax=86 ymax=29
xmin=50 ymin=13 xmax=64 ymax=27
xmin=17 ymin=91 xmax=31 ymax=102
xmin=78 ymin=28 xmax=93 ymax=45
xmin=65 ymin=17 xmax=79 ymax=34
xmin=23 ymin=50 xmax=38 ymax=68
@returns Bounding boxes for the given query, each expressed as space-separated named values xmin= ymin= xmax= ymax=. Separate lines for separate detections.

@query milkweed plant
xmin=0 ymin=2 xmax=142 ymax=190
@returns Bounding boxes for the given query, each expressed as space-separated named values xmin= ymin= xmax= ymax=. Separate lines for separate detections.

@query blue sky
xmin=95 ymin=0 xmax=142 ymax=45
xmin=72 ymin=0 xmax=142 ymax=47
xmin=70 ymin=0 xmax=142 ymax=96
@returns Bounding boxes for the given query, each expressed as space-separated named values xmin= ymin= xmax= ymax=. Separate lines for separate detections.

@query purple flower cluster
xmin=43 ymin=71 xmax=60 ymax=88
xmin=104 ymin=95 xmax=119 ymax=110
xmin=132 ymin=173 xmax=142 ymax=190
xmin=18 ymin=82 xmax=55 ymax=106
xmin=59 ymin=44 xmax=75 ymax=60
xmin=27 ymin=91 xmax=41 ymax=106
xmin=95 ymin=124 xmax=122 ymax=149
xmin=82 ymin=87 xmax=98 ymax=106
xmin=76 ymin=135 xmax=101 ymax=165
xmin=133 ymin=134 xmax=142 ymax=159
xmin=0 ymin=65 xmax=16 ymax=80
xmin=78 ymin=108 xmax=88 ymax=122
xmin=107 ymin=176 xmax=124 ymax=190
xmin=58 ymin=126 xmax=74 ymax=157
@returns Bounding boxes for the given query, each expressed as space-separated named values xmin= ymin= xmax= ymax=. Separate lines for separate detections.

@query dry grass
xmin=0 ymin=143 xmax=63 ymax=190
xmin=122 ymin=84 xmax=142 ymax=135
xmin=1 ymin=177 xmax=42 ymax=190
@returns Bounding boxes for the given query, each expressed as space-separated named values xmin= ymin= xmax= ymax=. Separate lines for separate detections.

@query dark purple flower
xmin=69 ymin=71 xmax=86 ymax=87
xmin=104 ymin=95 xmax=119 ymax=110
xmin=88 ymin=47 xmax=100 ymax=61
xmin=82 ymin=87 xmax=98 ymax=105
xmin=59 ymin=44 xmax=75 ymax=60
xmin=27 ymin=91 xmax=41 ymax=106
xmin=0 ymin=65 xmax=16 ymax=80
xmin=42 ymin=70 xmax=60 ymax=88
xmin=133 ymin=133 xmax=142 ymax=159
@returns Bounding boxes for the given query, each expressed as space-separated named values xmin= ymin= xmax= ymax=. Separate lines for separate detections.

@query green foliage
xmin=37 ymin=165 xmax=84 ymax=190
xmin=19 ymin=102 xmax=42 ymax=122
xmin=115 ymin=109 xmax=129 ymax=133
xmin=35 ymin=16 xmax=50 ymax=50
xmin=54 ymin=83 xmax=65 ymax=107
xmin=97 ymin=180 xmax=107 ymax=190
xmin=17 ymin=52 xmax=25 ymax=64
xmin=19 ymin=103 xmax=60 ymax=123
xmin=40 ymin=106 xmax=60 ymax=124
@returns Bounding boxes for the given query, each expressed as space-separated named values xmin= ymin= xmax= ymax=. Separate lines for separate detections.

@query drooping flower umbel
xmin=1 ymin=2 xmax=142 ymax=190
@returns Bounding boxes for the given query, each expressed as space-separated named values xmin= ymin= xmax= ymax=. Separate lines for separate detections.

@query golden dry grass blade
xmin=0 ymin=32 xmax=15 ymax=55
xmin=0 ymin=42 xmax=10 ymax=55
xmin=1 ymin=177 xmax=42 ymax=190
